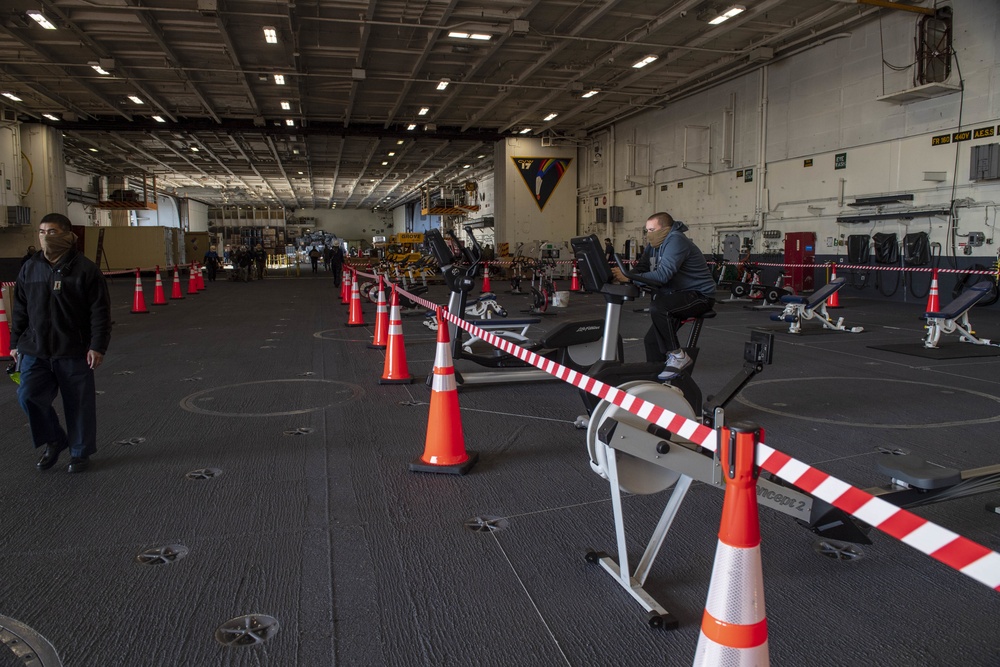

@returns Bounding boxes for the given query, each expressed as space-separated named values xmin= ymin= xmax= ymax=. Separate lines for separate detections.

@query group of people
xmin=306 ymin=242 xmax=345 ymax=282
xmin=226 ymin=244 xmax=268 ymax=282
xmin=6 ymin=209 xmax=710 ymax=474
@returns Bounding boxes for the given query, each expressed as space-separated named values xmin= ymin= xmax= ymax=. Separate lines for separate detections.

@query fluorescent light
xmin=88 ymin=148 xmax=98 ymax=152
xmin=709 ymin=5 xmax=745 ymax=24
xmin=263 ymin=26 xmax=278 ymax=43
xmin=152 ymin=115 xmax=165 ymax=122
xmin=191 ymin=146 xmax=199 ymax=152
xmin=470 ymin=33 xmax=492 ymax=41
xmin=388 ymin=151 xmax=395 ymax=156
xmin=463 ymin=164 xmax=471 ymax=169
xmin=418 ymin=107 xmax=429 ymax=116
xmin=632 ymin=55 xmax=658 ymax=68
xmin=543 ymin=113 xmax=558 ymax=121
xmin=91 ymin=64 xmax=110 ymax=75
xmin=477 ymin=154 xmax=485 ymax=158
xmin=407 ymin=124 xmax=417 ymax=130
xmin=280 ymin=101 xmax=291 ymax=110
xmin=285 ymin=119 xmax=294 ymax=126
xmin=274 ymin=74 xmax=285 ymax=85
xmin=519 ymin=128 xmax=531 ymax=134
xmin=26 ymin=10 xmax=56 ymax=30
xmin=43 ymin=113 xmax=59 ymax=121
xmin=381 ymin=161 xmax=388 ymax=166
xmin=298 ymin=171 xmax=303 ymax=175
xmin=436 ymin=79 xmax=450 ymax=91
xmin=397 ymin=140 xmax=404 ymax=145
xmin=128 ymin=95 xmax=144 ymax=104
xmin=448 ymin=31 xmax=470 ymax=39
xmin=581 ymin=89 xmax=599 ymax=98
xmin=2 ymin=92 xmax=22 ymax=102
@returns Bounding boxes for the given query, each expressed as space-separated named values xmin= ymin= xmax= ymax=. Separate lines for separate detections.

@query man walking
xmin=10 ymin=213 xmax=111 ymax=473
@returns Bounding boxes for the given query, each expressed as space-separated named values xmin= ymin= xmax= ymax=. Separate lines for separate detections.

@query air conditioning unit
xmin=541 ymin=137 xmax=556 ymax=147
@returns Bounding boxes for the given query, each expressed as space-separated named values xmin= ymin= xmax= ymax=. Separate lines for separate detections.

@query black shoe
xmin=36 ymin=444 xmax=65 ymax=471
xmin=67 ymin=457 xmax=90 ymax=473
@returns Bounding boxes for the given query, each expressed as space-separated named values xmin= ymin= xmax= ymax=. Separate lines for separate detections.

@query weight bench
xmin=769 ymin=277 xmax=863 ymax=334
xmin=923 ymin=282 xmax=996 ymax=349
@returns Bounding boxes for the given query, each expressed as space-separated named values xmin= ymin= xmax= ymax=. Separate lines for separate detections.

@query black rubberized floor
xmin=1 ymin=274 xmax=999 ymax=666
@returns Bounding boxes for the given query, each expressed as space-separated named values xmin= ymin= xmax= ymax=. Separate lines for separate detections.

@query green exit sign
xmin=834 ymin=153 xmax=847 ymax=170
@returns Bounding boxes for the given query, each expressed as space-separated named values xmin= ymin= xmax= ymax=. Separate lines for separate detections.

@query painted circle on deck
xmin=736 ymin=377 xmax=1000 ymax=428
xmin=313 ymin=329 xmax=372 ymax=341
xmin=180 ymin=379 xmax=362 ymax=417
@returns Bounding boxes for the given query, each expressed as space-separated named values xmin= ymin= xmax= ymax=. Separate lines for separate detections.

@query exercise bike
xmin=425 ymin=227 xmax=623 ymax=386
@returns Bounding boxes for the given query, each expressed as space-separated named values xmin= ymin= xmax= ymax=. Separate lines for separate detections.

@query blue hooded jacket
xmin=632 ymin=221 xmax=716 ymax=297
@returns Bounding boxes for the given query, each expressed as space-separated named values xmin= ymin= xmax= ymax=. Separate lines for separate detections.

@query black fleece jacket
xmin=11 ymin=248 xmax=112 ymax=358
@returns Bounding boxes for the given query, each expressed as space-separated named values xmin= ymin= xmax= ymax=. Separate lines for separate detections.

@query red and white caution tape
xmin=355 ymin=269 xmax=1000 ymax=593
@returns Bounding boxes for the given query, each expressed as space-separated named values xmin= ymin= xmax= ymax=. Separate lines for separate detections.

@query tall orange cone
xmin=481 ymin=264 xmax=492 ymax=293
xmin=569 ymin=261 xmax=581 ymax=291
xmin=341 ymin=269 xmax=351 ymax=305
xmin=346 ymin=271 xmax=365 ymax=326
xmin=131 ymin=269 xmax=149 ymax=314
xmin=152 ymin=266 xmax=168 ymax=306
xmin=410 ymin=307 xmax=478 ymax=474
xmin=170 ymin=265 xmax=185 ymax=300
xmin=187 ymin=263 xmax=199 ymax=295
xmin=826 ymin=264 xmax=842 ymax=308
xmin=0 ymin=286 xmax=11 ymax=359
xmin=369 ymin=276 xmax=390 ymax=349
xmin=380 ymin=284 xmax=414 ymax=385
xmin=197 ymin=264 xmax=206 ymax=291
xmin=925 ymin=268 xmax=941 ymax=313
xmin=693 ymin=423 xmax=769 ymax=666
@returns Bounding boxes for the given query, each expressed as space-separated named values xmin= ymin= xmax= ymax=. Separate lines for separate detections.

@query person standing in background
xmin=203 ymin=245 xmax=221 ymax=281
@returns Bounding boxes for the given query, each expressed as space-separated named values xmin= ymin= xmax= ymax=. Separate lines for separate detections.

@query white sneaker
xmin=657 ymin=350 xmax=692 ymax=381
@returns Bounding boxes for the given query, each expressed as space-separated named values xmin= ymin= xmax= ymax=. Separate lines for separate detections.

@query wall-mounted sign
xmin=512 ymin=157 xmax=572 ymax=211
xmin=953 ymin=130 xmax=972 ymax=142
xmin=744 ymin=168 xmax=754 ymax=182
xmin=736 ymin=170 xmax=744 ymax=177
xmin=635 ymin=189 xmax=642 ymax=196
xmin=594 ymin=196 xmax=599 ymax=206
xmin=677 ymin=182 xmax=684 ymax=189
xmin=932 ymin=134 xmax=952 ymax=146
xmin=972 ymin=126 xmax=995 ymax=139
xmin=804 ymin=159 xmax=814 ymax=167
xmin=834 ymin=153 xmax=847 ymax=169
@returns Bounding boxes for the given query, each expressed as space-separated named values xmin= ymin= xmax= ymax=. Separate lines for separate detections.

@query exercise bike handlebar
xmin=613 ymin=252 xmax=665 ymax=288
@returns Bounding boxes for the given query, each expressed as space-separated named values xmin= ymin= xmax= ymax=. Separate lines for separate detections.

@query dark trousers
xmin=643 ymin=291 xmax=715 ymax=362
xmin=331 ymin=265 xmax=342 ymax=287
xmin=17 ymin=354 xmax=98 ymax=458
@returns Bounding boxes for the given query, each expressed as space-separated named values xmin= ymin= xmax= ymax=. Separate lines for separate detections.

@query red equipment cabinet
xmin=784 ymin=232 xmax=816 ymax=293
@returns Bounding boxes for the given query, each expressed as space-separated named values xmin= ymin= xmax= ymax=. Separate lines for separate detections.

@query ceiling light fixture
xmin=2 ymin=92 xmax=22 ymax=102
xmin=152 ymin=115 xmax=165 ymax=122
xmin=381 ymin=161 xmax=388 ymax=166
xmin=543 ymin=113 xmax=558 ymax=121
xmin=285 ymin=119 xmax=294 ymax=126
xmin=632 ymin=55 xmax=658 ymax=69
xmin=463 ymin=164 xmax=471 ymax=169
xmin=397 ymin=140 xmax=404 ymax=145
xmin=581 ymin=89 xmax=599 ymax=98
xmin=448 ymin=31 xmax=470 ymax=39
xmin=263 ymin=26 xmax=278 ymax=43
xmin=407 ymin=124 xmax=417 ymax=130
xmin=191 ymin=146 xmax=199 ymax=152
xmin=519 ymin=128 xmax=532 ymax=134
xmin=91 ymin=64 xmax=110 ymax=76
xmin=128 ymin=95 xmax=144 ymax=104
xmin=436 ymin=79 xmax=450 ymax=91
xmin=388 ymin=151 xmax=395 ymax=156
xmin=709 ymin=5 xmax=746 ymax=24
xmin=280 ymin=101 xmax=291 ymax=110
xmin=88 ymin=148 xmax=98 ymax=152
xmin=418 ymin=107 xmax=429 ymax=116
xmin=43 ymin=113 xmax=59 ymax=121
xmin=26 ymin=10 xmax=56 ymax=30
xmin=469 ymin=33 xmax=492 ymax=41
xmin=274 ymin=74 xmax=285 ymax=85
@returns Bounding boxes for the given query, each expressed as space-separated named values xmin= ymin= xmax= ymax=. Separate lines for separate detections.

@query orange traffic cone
xmin=369 ymin=276 xmax=389 ymax=349
xmin=410 ymin=307 xmax=478 ymax=474
xmin=187 ymin=263 xmax=199 ymax=295
xmin=152 ymin=266 xmax=168 ymax=306
xmin=346 ymin=271 xmax=365 ymax=326
xmin=569 ymin=262 xmax=582 ymax=291
xmin=0 ymin=286 xmax=11 ymax=359
xmin=693 ymin=423 xmax=769 ymax=666
xmin=482 ymin=264 xmax=492 ymax=293
xmin=197 ymin=264 xmax=206 ymax=291
xmin=826 ymin=264 xmax=842 ymax=308
xmin=131 ymin=269 xmax=149 ymax=314
xmin=341 ymin=269 xmax=351 ymax=305
xmin=170 ymin=265 xmax=185 ymax=300
xmin=925 ymin=268 xmax=941 ymax=313
xmin=379 ymin=285 xmax=414 ymax=385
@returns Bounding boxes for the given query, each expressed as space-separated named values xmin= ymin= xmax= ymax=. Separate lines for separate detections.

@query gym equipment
xmin=923 ymin=281 xmax=997 ymax=348
xmin=425 ymin=228 xmax=621 ymax=386
xmin=874 ymin=451 xmax=1000 ymax=508
xmin=769 ymin=277 xmax=864 ymax=334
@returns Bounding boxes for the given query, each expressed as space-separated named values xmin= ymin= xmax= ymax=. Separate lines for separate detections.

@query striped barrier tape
xmin=355 ymin=269 xmax=1000 ymax=593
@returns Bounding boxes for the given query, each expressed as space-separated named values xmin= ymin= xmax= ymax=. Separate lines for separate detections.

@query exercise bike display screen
xmin=571 ymin=234 xmax=612 ymax=292
xmin=426 ymin=229 xmax=458 ymax=269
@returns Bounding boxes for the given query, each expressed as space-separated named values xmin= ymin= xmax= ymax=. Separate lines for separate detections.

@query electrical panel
xmin=722 ymin=234 xmax=740 ymax=262
xmin=970 ymin=144 xmax=1000 ymax=181
xmin=596 ymin=208 xmax=607 ymax=224
xmin=609 ymin=206 xmax=624 ymax=223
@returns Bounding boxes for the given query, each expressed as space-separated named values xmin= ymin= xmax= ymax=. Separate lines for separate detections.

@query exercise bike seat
xmin=876 ymin=453 xmax=962 ymax=490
